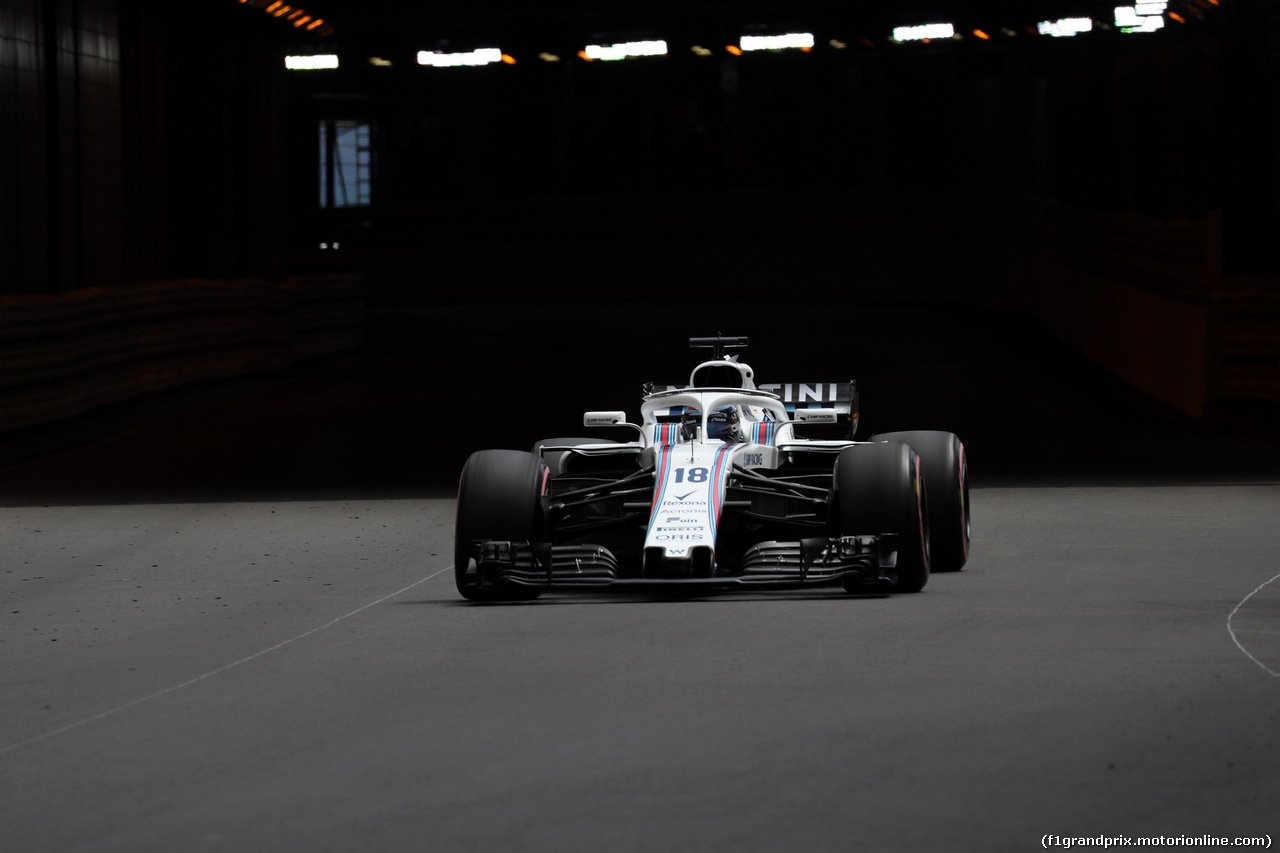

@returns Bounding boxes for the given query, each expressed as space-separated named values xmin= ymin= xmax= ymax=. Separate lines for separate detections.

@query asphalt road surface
xmin=2 ymin=301 xmax=1279 ymax=852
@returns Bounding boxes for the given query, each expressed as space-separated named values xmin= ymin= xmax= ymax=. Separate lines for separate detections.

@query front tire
xmin=454 ymin=450 xmax=547 ymax=602
xmin=873 ymin=430 xmax=969 ymax=572
xmin=834 ymin=442 xmax=930 ymax=593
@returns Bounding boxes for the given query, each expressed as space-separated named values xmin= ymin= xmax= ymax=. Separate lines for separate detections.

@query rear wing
xmin=648 ymin=380 xmax=860 ymax=435
xmin=757 ymin=382 xmax=855 ymax=414
xmin=761 ymin=381 xmax=859 ymax=436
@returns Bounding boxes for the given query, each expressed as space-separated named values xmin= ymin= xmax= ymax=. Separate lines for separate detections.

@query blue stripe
xmin=707 ymin=443 xmax=733 ymax=543
xmin=647 ymin=446 xmax=672 ymax=535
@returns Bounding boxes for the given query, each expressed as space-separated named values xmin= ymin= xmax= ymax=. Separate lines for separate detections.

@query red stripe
xmin=708 ymin=444 xmax=732 ymax=540
xmin=957 ymin=443 xmax=969 ymax=559
xmin=650 ymin=446 xmax=671 ymax=516
xmin=915 ymin=454 xmax=929 ymax=571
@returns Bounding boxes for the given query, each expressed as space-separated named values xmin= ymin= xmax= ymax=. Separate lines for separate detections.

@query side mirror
xmin=793 ymin=408 xmax=838 ymax=424
xmin=584 ymin=411 xmax=628 ymax=427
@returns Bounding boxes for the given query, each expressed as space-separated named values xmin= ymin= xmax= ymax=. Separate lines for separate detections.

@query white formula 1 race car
xmin=454 ymin=335 xmax=969 ymax=601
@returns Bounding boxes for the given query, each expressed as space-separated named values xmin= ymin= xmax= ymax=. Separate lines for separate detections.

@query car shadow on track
xmin=408 ymin=590 xmax=897 ymax=607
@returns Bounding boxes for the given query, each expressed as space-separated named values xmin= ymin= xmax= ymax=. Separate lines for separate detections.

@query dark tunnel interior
xmin=1 ymin=0 xmax=1279 ymax=502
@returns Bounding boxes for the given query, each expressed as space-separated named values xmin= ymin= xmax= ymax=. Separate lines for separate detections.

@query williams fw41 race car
xmin=454 ymin=336 xmax=969 ymax=601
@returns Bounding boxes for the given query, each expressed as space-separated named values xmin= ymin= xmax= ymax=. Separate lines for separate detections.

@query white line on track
xmin=0 ymin=567 xmax=452 ymax=757
xmin=1228 ymin=571 xmax=1280 ymax=678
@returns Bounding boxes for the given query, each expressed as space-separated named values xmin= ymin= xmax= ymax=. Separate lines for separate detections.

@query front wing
xmin=464 ymin=533 xmax=904 ymax=593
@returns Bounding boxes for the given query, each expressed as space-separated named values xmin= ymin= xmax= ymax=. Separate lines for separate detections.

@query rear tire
xmin=873 ymin=430 xmax=969 ymax=572
xmin=834 ymin=442 xmax=930 ymax=593
xmin=454 ymin=450 xmax=547 ymax=601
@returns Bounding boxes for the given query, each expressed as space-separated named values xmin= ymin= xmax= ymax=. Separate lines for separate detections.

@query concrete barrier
xmin=0 ymin=275 xmax=363 ymax=434
xmin=1213 ymin=277 xmax=1280 ymax=407
xmin=994 ymin=199 xmax=1278 ymax=418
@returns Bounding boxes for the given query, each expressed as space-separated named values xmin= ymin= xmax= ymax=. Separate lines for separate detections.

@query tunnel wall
xmin=0 ymin=0 xmax=289 ymax=296
xmin=994 ymin=200 xmax=1218 ymax=419
xmin=996 ymin=201 xmax=1279 ymax=419
xmin=0 ymin=274 xmax=363 ymax=434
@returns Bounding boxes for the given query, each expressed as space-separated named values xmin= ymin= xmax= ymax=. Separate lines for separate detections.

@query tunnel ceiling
xmin=288 ymin=0 xmax=1123 ymax=43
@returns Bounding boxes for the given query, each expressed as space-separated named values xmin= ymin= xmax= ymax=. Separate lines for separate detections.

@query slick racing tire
xmin=873 ymin=430 xmax=969 ymax=572
xmin=834 ymin=442 xmax=930 ymax=593
xmin=454 ymin=449 xmax=547 ymax=602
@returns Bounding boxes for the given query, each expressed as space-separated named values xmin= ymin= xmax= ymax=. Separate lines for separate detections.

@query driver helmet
xmin=707 ymin=405 xmax=741 ymax=443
